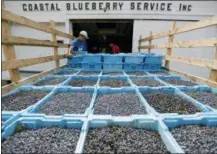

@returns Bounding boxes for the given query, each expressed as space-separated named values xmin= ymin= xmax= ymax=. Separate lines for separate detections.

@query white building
xmin=2 ymin=0 xmax=217 ymax=81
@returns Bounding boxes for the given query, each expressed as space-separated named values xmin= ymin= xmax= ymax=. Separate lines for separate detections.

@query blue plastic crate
xmin=124 ymin=63 xmax=144 ymax=71
xmin=53 ymin=69 xmax=78 ymax=76
xmin=139 ymin=86 xmax=211 ymax=116
xmin=124 ymin=55 xmax=145 ymax=63
xmin=78 ymin=117 xmax=184 ymax=153
xmin=178 ymin=86 xmax=217 ymax=93
xmin=26 ymin=87 xmax=95 ymax=117
xmin=99 ymin=76 xmax=130 ymax=87
xmin=163 ymin=114 xmax=217 ymax=128
xmin=145 ymin=55 xmax=163 ymax=64
xmin=2 ymin=117 xmax=85 ymax=139
xmin=103 ymin=63 xmax=123 ymax=72
xmin=2 ymin=112 xmax=18 ymax=121
xmin=103 ymin=54 xmax=123 ymax=63
xmin=82 ymin=54 xmax=102 ymax=63
xmin=68 ymin=62 xmax=82 ymax=69
xmin=157 ymin=75 xmax=200 ymax=87
xmin=177 ymin=86 xmax=217 ymax=111
xmin=71 ymin=50 xmax=87 ymax=55
xmin=2 ymin=86 xmax=53 ymax=112
xmin=68 ymin=55 xmax=83 ymax=63
xmin=144 ymin=64 xmax=162 ymax=70
xmin=101 ymin=54 xmax=107 ymax=62
xmin=147 ymin=70 xmax=171 ymax=76
xmin=30 ymin=75 xmax=69 ymax=87
xmin=82 ymin=63 xmax=102 ymax=71
xmin=63 ymin=76 xmax=98 ymax=87
xmin=1 ymin=112 xmax=20 ymax=131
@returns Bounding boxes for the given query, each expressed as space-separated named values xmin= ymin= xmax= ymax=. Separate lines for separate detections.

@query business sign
xmin=5 ymin=1 xmax=216 ymax=21
xmin=22 ymin=1 xmax=192 ymax=13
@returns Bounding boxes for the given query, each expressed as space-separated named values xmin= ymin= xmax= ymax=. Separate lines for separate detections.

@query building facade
xmin=3 ymin=0 xmax=217 ymax=80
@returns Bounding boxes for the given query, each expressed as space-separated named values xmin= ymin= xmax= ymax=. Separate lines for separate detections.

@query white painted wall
xmin=133 ymin=20 xmax=217 ymax=79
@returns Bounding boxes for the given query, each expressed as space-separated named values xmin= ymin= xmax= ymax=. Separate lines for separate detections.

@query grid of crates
xmin=2 ymin=59 xmax=217 ymax=153
xmin=67 ymin=53 xmax=163 ymax=71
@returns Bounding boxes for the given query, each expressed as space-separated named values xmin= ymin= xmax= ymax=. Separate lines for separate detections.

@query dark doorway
xmin=72 ymin=20 xmax=133 ymax=54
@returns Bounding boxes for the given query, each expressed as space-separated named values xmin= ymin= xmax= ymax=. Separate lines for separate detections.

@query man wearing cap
xmin=67 ymin=31 xmax=88 ymax=57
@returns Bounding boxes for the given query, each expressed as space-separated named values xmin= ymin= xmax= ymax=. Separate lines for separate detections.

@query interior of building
xmin=72 ymin=20 xmax=133 ymax=54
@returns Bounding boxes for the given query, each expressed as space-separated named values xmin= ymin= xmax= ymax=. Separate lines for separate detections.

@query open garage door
xmin=72 ymin=20 xmax=133 ymax=54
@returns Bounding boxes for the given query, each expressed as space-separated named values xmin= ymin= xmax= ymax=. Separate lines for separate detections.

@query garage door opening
xmin=72 ymin=20 xmax=133 ymax=54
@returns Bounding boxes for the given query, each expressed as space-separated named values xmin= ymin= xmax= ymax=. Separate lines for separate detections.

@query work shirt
xmin=111 ymin=44 xmax=121 ymax=54
xmin=71 ymin=39 xmax=87 ymax=54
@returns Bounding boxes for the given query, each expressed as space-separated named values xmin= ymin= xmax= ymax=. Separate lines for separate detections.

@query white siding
xmin=132 ymin=20 xmax=217 ymax=79
xmin=2 ymin=23 xmax=68 ymax=79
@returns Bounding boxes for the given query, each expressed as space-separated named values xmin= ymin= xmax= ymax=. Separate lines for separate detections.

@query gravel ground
xmin=126 ymin=72 xmax=147 ymax=76
xmin=185 ymin=91 xmax=217 ymax=109
xmin=69 ymin=79 xmax=96 ymax=87
xmin=103 ymin=72 xmax=123 ymax=76
xmin=54 ymin=71 xmax=76 ymax=75
xmin=149 ymin=71 xmax=170 ymax=76
xmin=100 ymin=80 xmax=130 ymax=87
xmin=163 ymin=79 xmax=197 ymax=86
xmin=143 ymin=92 xmax=201 ymax=114
xmin=2 ymin=127 xmax=80 ymax=154
xmin=34 ymin=78 xmax=66 ymax=86
xmin=131 ymin=78 xmax=163 ymax=87
xmin=2 ymin=91 xmax=48 ymax=111
xmin=171 ymin=125 xmax=217 ymax=153
xmin=78 ymin=71 xmax=100 ymax=76
xmin=39 ymin=92 xmax=92 ymax=115
xmin=94 ymin=93 xmax=146 ymax=116
xmin=84 ymin=126 xmax=168 ymax=153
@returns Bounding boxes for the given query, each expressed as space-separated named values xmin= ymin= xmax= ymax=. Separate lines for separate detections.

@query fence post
xmin=148 ymin=31 xmax=152 ymax=53
xmin=138 ymin=35 xmax=142 ymax=52
xmin=2 ymin=2 xmax=21 ymax=82
xmin=165 ymin=21 xmax=176 ymax=68
xmin=209 ymin=44 xmax=217 ymax=81
xmin=50 ymin=20 xmax=60 ymax=68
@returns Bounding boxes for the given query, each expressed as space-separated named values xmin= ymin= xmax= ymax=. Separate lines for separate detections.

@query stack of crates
xmin=68 ymin=55 xmax=83 ymax=69
xmin=67 ymin=51 xmax=88 ymax=69
xmin=103 ymin=54 xmax=123 ymax=72
xmin=144 ymin=54 xmax=163 ymax=70
xmin=124 ymin=54 xmax=146 ymax=71
xmin=82 ymin=54 xmax=102 ymax=71
xmin=68 ymin=53 xmax=163 ymax=71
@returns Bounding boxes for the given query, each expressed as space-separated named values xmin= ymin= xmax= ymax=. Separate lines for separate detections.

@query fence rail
xmin=139 ymin=16 xmax=217 ymax=42
xmin=139 ymin=38 xmax=217 ymax=49
xmin=2 ymin=65 xmax=66 ymax=95
xmin=164 ymin=56 xmax=217 ymax=70
xmin=2 ymin=7 xmax=71 ymax=94
xmin=2 ymin=36 xmax=69 ymax=48
xmin=2 ymin=9 xmax=73 ymax=39
xmin=2 ymin=55 xmax=66 ymax=71
xmin=138 ymin=16 xmax=217 ymax=88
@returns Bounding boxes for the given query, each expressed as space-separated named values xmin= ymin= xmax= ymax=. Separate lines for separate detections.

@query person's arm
xmin=67 ymin=46 xmax=74 ymax=55
xmin=66 ymin=46 xmax=74 ymax=58
xmin=67 ymin=40 xmax=76 ymax=57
